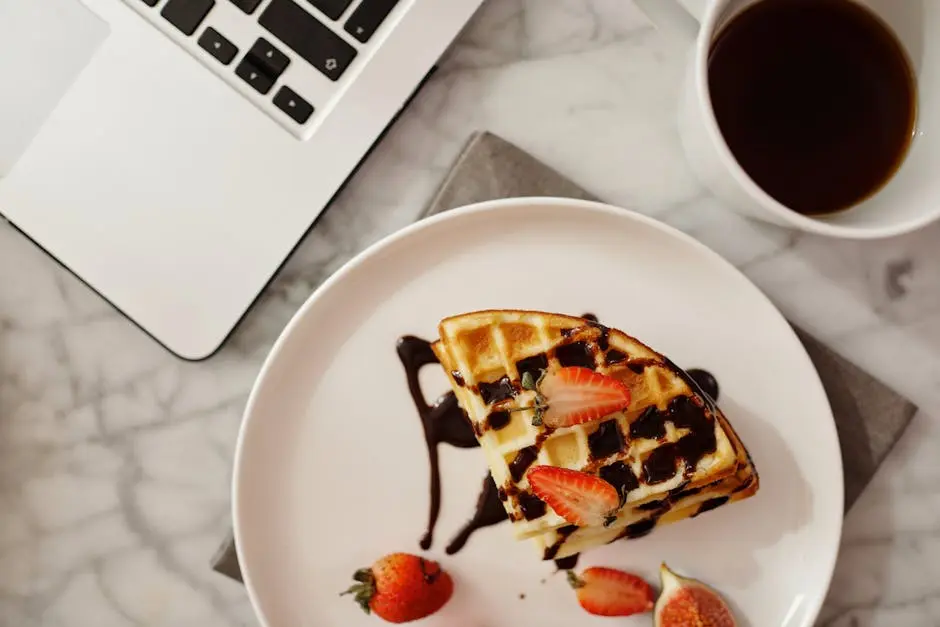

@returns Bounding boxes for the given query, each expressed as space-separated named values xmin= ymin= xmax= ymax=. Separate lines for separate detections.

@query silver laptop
xmin=0 ymin=0 xmax=483 ymax=359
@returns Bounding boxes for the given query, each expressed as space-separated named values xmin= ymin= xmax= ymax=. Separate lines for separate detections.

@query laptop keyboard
xmin=258 ymin=0 xmax=357 ymax=81
xmin=129 ymin=0 xmax=402 ymax=133
xmin=161 ymin=0 xmax=215 ymax=36
xmin=345 ymin=0 xmax=399 ymax=42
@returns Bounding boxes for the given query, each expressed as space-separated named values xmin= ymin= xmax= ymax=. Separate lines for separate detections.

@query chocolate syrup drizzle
xmin=396 ymin=336 xmax=485 ymax=551
xmin=687 ymin=368 xmax=720 ymax=402
xmin=444 ymin=474 xmax=507 ymax=555
xmin=396 ymin=314 xmax=720 ymax=570
xmin=397 ymin=335 xmax=574 ymax=567
xmin=553 ymin=555 xmax=580 ymax=570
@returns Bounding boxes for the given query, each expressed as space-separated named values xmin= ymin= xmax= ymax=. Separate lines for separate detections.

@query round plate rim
xmin=232 ymin=196 xmax=845 ymax=626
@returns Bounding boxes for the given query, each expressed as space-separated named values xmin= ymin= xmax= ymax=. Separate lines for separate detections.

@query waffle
xmin=432 ymin=310 xmax=759 ymax=558
xmin=534 ymin=411 xmax=759 ymax=559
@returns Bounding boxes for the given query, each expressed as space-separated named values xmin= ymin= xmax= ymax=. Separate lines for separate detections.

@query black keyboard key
xmin=247 ymin=38 xmax=290 ymax=78
xmin=229 ymin=0 xmax=263 ymax=14
xmin=274 ymin=87 xmax=314 ymax=123
xmin=198 ymin=27 xmax=238 ymax=65
xmin=259 ymin=0 xmax=357 ymax=81
xmin=161 ymin=0 xmax=215 ymax=36
xmin=306 ymin=0 xmax=353 ymax=20
xmin=140 ymin=0 xmax=159 ymax=7
xmin=345 ymin=0 xmax=399 ymax=43
xmin=236 ymin=58 xmax=275 ymax=94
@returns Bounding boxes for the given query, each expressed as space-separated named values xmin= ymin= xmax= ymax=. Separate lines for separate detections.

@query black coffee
xmin=708 ymin=0 xmax=916 ymax=216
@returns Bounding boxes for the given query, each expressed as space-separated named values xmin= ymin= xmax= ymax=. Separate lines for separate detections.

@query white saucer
xmin=233 ymin=198 xmax=843 ymax=627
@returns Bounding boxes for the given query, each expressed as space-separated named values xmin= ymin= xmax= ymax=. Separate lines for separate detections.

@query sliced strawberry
xmin=539 ymin=367 xmax=631 ymax=428
xmin=568 ymin=567 xmax=655 ymax=617
xmin=526 ymin=466 xmax=619 ymax=527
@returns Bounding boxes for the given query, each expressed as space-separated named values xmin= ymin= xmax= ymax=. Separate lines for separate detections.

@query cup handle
xmin=634 ymin=0 xmax=707 ymax=44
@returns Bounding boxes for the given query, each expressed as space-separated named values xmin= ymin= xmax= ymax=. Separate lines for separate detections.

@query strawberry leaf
xmin=532 ymin=408 xmax=544 ymax=427
xmin=353 ymin=568 xmax=373 ymax=583
xmin=521 ymin=371 xmax=537 ymax=390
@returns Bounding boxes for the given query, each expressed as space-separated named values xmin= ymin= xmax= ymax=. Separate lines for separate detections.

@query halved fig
xmin=654 ymin=563 xmax=737 ymax=627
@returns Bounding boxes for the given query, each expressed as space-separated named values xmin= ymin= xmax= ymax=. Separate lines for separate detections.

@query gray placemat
xmin=211 ymin=131 xmax=917 ymax=583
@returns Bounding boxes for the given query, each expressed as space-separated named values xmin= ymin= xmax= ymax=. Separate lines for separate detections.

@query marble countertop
xmin=2 ymin=1 xmax=940 ymax=625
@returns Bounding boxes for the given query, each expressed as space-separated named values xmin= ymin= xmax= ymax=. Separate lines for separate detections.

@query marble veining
xmin=1 ymin=1 xmax=939 ymax=625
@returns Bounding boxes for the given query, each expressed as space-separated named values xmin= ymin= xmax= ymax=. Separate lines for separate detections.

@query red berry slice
xmin=539 ymin=367 xmax=631 ymax=428
xmin=527 ymin=465 xmax=620 ymax=527
xmin=569 ymin=567 xmax=655 ymax=617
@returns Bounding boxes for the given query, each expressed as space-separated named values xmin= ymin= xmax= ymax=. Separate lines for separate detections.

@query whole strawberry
xmin=342 ymin=553 xmax=453 ymax=623
xmin=568 ymin=567 xmax=655 ymax=617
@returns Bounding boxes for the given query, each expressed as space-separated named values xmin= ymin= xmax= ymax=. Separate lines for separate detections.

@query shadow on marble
xmin=818 ymin=531 xmax=893 ymax=627
xmin=815 ymin=414 xmax=934 ymax=626
xmin=810 ymin=409 xmax=892 ymax=626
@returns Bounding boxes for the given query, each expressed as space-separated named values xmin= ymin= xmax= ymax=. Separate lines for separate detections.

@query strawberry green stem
xmin=341 ymin=568 xmax=376 ymax=614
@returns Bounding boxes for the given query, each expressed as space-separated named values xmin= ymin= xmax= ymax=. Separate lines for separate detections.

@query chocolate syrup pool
xmin=395 ymin=315 xmax=719 ymax=570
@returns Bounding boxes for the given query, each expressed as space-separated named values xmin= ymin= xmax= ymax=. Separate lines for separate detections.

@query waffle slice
xmin=534 ymin=410 xmax=759 ymax=559
xmin=432 ymin=310 xmax=759 ymax=555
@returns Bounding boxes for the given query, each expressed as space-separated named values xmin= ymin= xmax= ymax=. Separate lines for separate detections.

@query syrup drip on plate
xmin=396 ymin=336 xmax=482 ymax=550
xmin=687 ymin=368 xmax=720 ymax=401
xmin=396 ymin=336 xmax=575 ymax=567
xmin=553 ymin=554 xmax=580 ymax=570
xmin=444 ymin=474 xmax=507 ymax=554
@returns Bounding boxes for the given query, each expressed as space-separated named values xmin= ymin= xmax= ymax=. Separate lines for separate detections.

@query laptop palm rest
xmin=0 ymin=0 xmax=110 ymax=177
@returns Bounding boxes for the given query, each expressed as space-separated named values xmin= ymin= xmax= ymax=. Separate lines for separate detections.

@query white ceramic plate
xmin=233 ymin=198 xmax=843 ymax=627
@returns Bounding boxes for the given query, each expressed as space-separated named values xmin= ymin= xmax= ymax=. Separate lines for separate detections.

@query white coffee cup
xmin=636 ymin=0 xmax=940 ymax=239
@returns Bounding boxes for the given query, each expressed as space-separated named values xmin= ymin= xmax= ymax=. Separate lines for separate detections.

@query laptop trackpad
xmin=0 ymin=0 xmax=110 ymax=176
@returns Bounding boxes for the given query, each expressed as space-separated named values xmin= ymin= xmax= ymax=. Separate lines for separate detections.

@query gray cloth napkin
xmin=211 ymin=131 xmax=917 ymax=583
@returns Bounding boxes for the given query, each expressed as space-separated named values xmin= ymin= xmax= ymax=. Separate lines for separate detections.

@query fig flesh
xmin=654 ymin=563 xmax=737 ymax=627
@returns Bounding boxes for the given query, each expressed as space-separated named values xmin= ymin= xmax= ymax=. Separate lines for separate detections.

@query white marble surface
xmin=1 ymin=1 xmax=940 ymax=625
